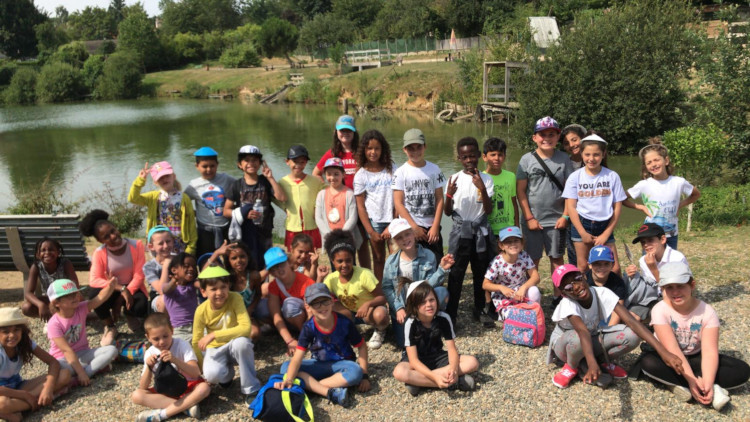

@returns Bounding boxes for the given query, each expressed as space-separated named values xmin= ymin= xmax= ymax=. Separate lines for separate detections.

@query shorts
xmin=368 ymin=219 xmax=390 ymax=237
xmin=400 ymin=350 xmax=450 ymax=371
xmin=524 ymin=226 xmax=565 ymax=261
xmin=570 ymin=217 xmax=615 ymax=243
xmin=285 ymin=229 xmax=322 ymax=251
xmin=0 ymin=374 xmax=24 ymax=389
xmin=149 ymin=379 xmax=205 ymax=399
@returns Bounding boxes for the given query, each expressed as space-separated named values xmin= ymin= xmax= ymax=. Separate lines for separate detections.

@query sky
xmin=34 ymin=0 xmax=161 ymax=17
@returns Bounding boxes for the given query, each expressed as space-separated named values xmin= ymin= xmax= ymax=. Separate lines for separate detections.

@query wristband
xmin=446 ymin=193 xmax=453 ymax=199
xmin=563 ymin=215 xmax=570 ymax=220
xmin=526 ymin=216 xmax=535 ymax=221
xmin=286 ymin=339 xmax=295 ymax=345
xmin=361 ymin=373 xmax=370 ymax=380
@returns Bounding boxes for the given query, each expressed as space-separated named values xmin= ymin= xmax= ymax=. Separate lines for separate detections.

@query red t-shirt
xmin=316 ymin=150 xmax=357 ymax=189
xmin=268 ymin=272 xmax=315 ymax=301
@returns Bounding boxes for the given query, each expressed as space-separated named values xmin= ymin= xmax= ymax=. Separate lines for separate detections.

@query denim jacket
xmin=382 ymin=244 xmax=448 ymax=312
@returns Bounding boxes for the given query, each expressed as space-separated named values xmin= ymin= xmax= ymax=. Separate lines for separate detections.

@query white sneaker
xmin=712 ymin=384 xmax=730 ymax=411
xmin=367 ymin=329 xmax=386 ymax=349
xmin=669 ymin=385 xmax=692 ymax=402
xmin=185 ymin=403 xmax=200 ymax=418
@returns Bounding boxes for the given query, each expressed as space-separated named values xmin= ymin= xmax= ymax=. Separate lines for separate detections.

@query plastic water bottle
xmin=253 ymin=199 xmax=264 ymax=225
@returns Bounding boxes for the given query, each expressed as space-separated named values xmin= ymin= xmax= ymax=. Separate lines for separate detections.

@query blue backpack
xmin=248 ymin=374 xmax=314 ymax=422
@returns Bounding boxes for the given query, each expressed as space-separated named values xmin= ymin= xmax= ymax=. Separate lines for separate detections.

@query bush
xmin=36 ymin=61 xmax=85 ymax=103
xmin=182 ymin=80 xmax=208 ymax=99
xmin=96 ymin=52 xmax=143 ymax=100
xmin=0 ymin=61 xmax=17 ymax=86
xmin=48 ymin=41 xmax=89 ymax=68
xmin=219 ymin=43 xmax=261 ymax=68
xmin=82 ymin=54 xmax=105 ymax=92
xmin=95 ymin=40 xmax=117 ymax=55
xmin=6 ymin=170 xmax=81 ymax=215
xmin=172 ymin=32 xmax=205 ymax=64
xmin=89 ymin=183 xmax=144 ymax=236
xmin=5 ymin=68 xmax=38 ymax=105
xmin=691 ymin=184 xmax=750 ymax=227
xmin=661 ymin=124 xmax=729 ymax=186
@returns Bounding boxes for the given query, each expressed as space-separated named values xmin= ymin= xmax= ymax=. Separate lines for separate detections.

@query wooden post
xmin=504 ymin=64 xmax=510 ymax=106
xmin=344 ymin=98 xmax=349 ymax=114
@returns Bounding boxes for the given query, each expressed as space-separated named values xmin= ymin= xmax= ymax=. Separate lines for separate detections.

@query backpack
xmin=248 ymin=374 xmax=314 ymax=422
xmin=152 ymin=358 xmax=188 ymax=398
xmin=501 ymin=302 xmax=546 ymax=348
xmin=115 ymin=340 xmax=149 ymax=363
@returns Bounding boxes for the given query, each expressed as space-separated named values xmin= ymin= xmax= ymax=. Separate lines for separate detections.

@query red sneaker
xmin=600 ymin=363 xmax=628 ymax=379
xmin=553 ymin=364 xmax=578 ymax=388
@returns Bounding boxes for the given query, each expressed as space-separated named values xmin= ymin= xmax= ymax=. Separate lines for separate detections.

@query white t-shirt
xmin=0 ymin=341 xmax=36 ymax=380
xmin=142 ymin=337 xmax=199 ymax=381
xmin=639 ymin=245 xmax=689 ymax=290
xmin=627 ymin=176 xmax=694 ymax=237
xmin=399 ymin=258 xmax=414 ymax=281
xmin=552 ymin=287 xmax=620 ymax=333
xmin=562 ymin=167 xmax=627 ymax=221
xmin=448 ymin=171 xmax=494 ymax=222
xmin=353 ymin=168 xmax=394 ymax=224
xmin=392 ymin=161 xmax=446 ymax=227
xmin=651 ymin=300 xmax=720 ymax=356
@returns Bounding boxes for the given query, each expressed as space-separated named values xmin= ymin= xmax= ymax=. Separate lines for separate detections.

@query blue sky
xmin=34 ymin=0 xmax=161 ymax=17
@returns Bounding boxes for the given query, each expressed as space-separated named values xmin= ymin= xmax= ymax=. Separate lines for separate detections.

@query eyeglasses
xmin=309 ymin=299 xmax=332 ymax=309
xmin=562 ymin=274 xmax=585 ymax=292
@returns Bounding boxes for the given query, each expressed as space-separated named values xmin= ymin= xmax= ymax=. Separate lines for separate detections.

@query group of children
xmin=4 ymin=115 xmax=747 ymax=421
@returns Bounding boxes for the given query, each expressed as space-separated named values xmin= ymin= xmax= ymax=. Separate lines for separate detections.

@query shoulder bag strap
xmin=531 ymin=151 xmax=564 ymax=192
xmin=275 ymin=278 xmax=293 ymax=300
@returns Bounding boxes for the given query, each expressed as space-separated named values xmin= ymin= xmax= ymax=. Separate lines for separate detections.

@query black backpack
xmin=152 ymin=358 xmax=188 ymax=398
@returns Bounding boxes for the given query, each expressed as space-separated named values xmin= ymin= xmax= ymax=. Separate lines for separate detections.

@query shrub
xmin=96 ymin=52 xmax=143 ymax=100
xmin=691 ymin=184 xmax=750 ymax=227
xmin=95 ymin=40 xmax=117 ymax=55
xmin=172 ymin=32 xmax=205 ymax=64
xmin=48 ymin=41 xmax=89 ymax=68
xmin=182 ymin=80 xmax=208 ymax=99
xmin=36 ymin=61 xmax=85 ymax=103
xmin=88 ymin=182 xmax=144 ymax=236
xmin=0 ymin=61 xmax=17 ymax=86
xmin=219 ymin=43 xmax=261 ymax=68
xmin=6 ymin=170 xmax=81 ymax=215
xmin=82 ymin=54 xmax=105 ymax=92
xmin=4 ymin=67 xmax=38 ymax=105
xmin=661 ymin=124 xmax=729 ymax=187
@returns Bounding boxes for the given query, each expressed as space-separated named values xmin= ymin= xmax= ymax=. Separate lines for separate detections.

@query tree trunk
xmin=686 ymin=203 xmax=693 ymax=233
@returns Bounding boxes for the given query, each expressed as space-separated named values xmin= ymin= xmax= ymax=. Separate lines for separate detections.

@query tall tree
xmin=118 ymin=10 xmax=161 ymax=70
xmin=67 ymin=6 xmax=115 ymax=40
xmin=257 ymin=17 xmax=298 ymax=63
xmin=159 ymin=0 xmax=241 ymax=36
xmin=109 ymin=0 xmax=126 ymax=33
xmin=0 ymin=0 xmax=46 ymax=58
xmin=298 ymin=13 xmax=353 ymax=54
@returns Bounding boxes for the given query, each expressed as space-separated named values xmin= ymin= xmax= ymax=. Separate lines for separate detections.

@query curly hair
xmin=167 ymin=252 xmax=196 ymax=281
xmin=638 ymin=137 xmax=673 ymax=179
xmin=323 ymin=229 xmax=356 ymax=258
xmin=78 ymin=209 xmax=112 ymax=239
xmin=355 ymin=129 xmax=393 ymax=173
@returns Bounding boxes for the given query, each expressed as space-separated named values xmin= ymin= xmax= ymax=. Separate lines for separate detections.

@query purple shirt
xmin=48 ymin=301 xmax=90 ymax=359
xmin=163 ymin=284 xmax=198 ymax=328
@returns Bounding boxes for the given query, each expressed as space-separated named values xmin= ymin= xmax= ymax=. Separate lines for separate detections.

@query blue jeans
xmin=391 ymin=286 xmax=449 ymax=348
xmin=368 ymin=219 xmax=390 ymax=237
xmin=666 ymin=236 xmax=678 ymax=250
xmin=570 ymin=217 xmax=615 ymax=243
xmin=281 ymin=359 xmax=363 ymax=386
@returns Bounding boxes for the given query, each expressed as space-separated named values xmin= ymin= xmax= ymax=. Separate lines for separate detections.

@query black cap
xmin=287 ymin=145 xmax=310 ymax=160
xmin=632 ymin=223 xmax=665 ymax=244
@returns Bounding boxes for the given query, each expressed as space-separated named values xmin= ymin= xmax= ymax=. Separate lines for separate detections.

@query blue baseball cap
xmin=147 ymin=225 xmax=171 ymax=243
xmin=194 ymin=146 xmax=218 ymax=157
xmin=498 ymin=226 xmax=523 ymax=241
xmin=534 ymin=116 xmax=561 ymax=134
xmin=335 ymin=115 xmax=356 ymax=132
xmin=588 ymin=245 xmax=614 ymax=263
xmin=264 ymin=247 xmax=288 ymax=270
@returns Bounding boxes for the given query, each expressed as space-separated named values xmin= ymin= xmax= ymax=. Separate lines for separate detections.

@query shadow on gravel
xmin=474 ymin=353 xmax=498 ymax=387
xmin=698 ymin=281 xmax=747 ymax=305
xmin=612 ymin=378 xmax=635 ymax=419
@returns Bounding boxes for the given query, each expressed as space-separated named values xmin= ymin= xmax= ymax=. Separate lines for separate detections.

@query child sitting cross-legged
xmin=132 ymin=313 xmax=210 ymax=422
xmin=274 ymin=283 xmax=370 ymax=408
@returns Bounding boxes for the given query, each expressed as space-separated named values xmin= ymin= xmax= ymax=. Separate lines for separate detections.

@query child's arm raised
xmin=263 ymin=161 xmax=287 ymax=202
xmin=127 ymin=163 xmax=155 ymax=206
xmin=154 ymin=257 xmax=172 ymax=293
xmin=161 ymin=272 xmax=178 ymax=295
xmin=31 ymin=347 xmax=62 ymax=407
xmin=87 ymin=275 xmax=118 ymax=311
xmin=356 ymin=341 xmax=370 ymax=392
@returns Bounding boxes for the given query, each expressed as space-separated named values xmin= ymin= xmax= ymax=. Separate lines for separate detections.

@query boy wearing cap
xmin=224 ymin=145 xmax=286 ymax=264
xmin=192 ymin=266 xmax=261 ymax=402
xmin=516 ymin=117 xmax=574 ymax=306
xmin=264 ymin=247 xmax=316 ymax=357
xmin=185 ymin=147 xmax=237 ymax=258
xmin=279 ymin=145 xmax=324 ymax=250
xmin=274 ymin=283 xmax=369 ymax=408
xmin=585 ymin=245 xmax=628 ymax=325
xmin=392 ymin=128 xmax=447 ymax=261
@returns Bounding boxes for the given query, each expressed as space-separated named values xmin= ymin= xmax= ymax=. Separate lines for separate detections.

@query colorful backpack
xmin=115 ymin=340 xmax=149 ymax=363
xmin=501 ymin=302 xmax=546 ymax=348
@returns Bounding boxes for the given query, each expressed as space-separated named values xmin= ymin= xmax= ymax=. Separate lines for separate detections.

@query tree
xmin=239 ymin=0 xmax=282 ymax=25
xmin=0 ymin=0 xmax=47 ymax=58
xmin=285 ymin=0 xmax=332 ymax=20
xmin=332 ymin=0 xmax=381 ymax=34
xmin=368 ymin=0 xmax=446 ymax=40
xmin=108 ymin=0 xmax=126 ymax=27
xmin=4 ymin=67 xmax=37 ymax=104
xmin=67 ymin=6 xmax=115 ymax=40
xmin=224 ymin=23 xmax=261 ymax=46
xmin=97 ymin=51 xmax=143 ymax=99
xmin=48 ymin=42 xmax=89 ymax=68
xmin=34 ymin=21 xmax=70 ymax=59
xmin=513 ymin=0 xmax=698 ymax=153
xmin=36 ymin=61 xmax=85 ymax=103
xmin=257 ymin=17 xmax=298 ymax=63
xmin=219 ymin=43 xmax=261 ymax=68
xmin=118 ymin=11 xmax=161 ymax=70
xmin=298 ymin=13 xmax=353 ymax=54
xmin=172 ymin=32 xmax=205 ymax=64
xmin=82 ymin=54 xmax=106 ymax=91
xmin=159 ymin=0 xmax=241 ymax=36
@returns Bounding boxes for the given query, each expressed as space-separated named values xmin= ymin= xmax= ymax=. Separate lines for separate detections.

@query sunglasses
xmin=562 ymin=274 xmax=585 ymax=292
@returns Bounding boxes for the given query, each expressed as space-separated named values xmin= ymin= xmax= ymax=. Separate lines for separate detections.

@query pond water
xmin=0 ymin=100 xmax=644 ymax=237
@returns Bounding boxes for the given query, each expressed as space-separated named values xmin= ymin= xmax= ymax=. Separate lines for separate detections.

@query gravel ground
xmin=3 ymin=230 xmax=749 ymax=422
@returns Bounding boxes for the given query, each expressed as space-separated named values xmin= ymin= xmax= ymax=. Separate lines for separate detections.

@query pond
xmin=0 ymin=100 xmax=644 ymax=238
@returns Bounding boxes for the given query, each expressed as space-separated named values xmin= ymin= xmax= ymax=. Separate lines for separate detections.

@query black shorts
xmin=401 ymin=350 xmax=450 ymax=370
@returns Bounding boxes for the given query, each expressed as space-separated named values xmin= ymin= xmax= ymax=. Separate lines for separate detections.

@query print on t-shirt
xmin=671 ymin=318 xmax=702 ymax=353
xmin=404 ymin=174 xmax=445 ymax=222
xmin=201 ymin=184 xmax=226 ymax=216
xmin=576 ymin=179 xmax=612 ymax=199
xmin=64 ymin=323 xmax=82 ymax=345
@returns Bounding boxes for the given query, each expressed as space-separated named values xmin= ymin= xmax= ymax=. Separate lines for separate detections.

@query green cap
xmin=403 ymin=128 xmax=425 ymax=147
xmin=198 ymin=266 xmax=230 ymax=279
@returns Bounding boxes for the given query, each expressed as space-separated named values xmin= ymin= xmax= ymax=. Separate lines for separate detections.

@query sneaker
xmin=712 ymin=384 xmax=730 ymax=411
xmin=486 ymin=303 xmax=499 ymax=321
xmin=184 ymin=404 xmax=200 ymax=418
xmin=577 ymin=361 xmax=613 ymax=388
xmin=669 ymin=385 xmax=692 ymax=402
xmin=552 ymin=364 xmax=578 ymax=389
xmin=600 ymin=363 xmax=628 ymax=379
xmin=367 ymin=329 xmax=386 ymax=349
xmin=101 ymin=325 xmax=117 ymax=347
xmin=471 ymin=308 xmax=482 ymax=322
xmin=136 ymin=409 xmax=162 ymax=422
xmin=219 ymin=379 xmax=233 ymax=389
xmin=326 ymin=387 xmax=350 ymax=408
xmin=457 ymin=374 xmax=476 ymax=391
xmin=405 ymin=384 xmax=421 ymax=397
xmin=478 ymin=311 xmax=495 ymax=328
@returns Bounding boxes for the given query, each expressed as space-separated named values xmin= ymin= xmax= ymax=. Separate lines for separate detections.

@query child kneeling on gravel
xmin=392 ymin=281 xmax=478 ymax=396
xmin=547 ymin=265 xmax=682 ymax=389
xmin=132 ymin=313 xmax=210 ymax=422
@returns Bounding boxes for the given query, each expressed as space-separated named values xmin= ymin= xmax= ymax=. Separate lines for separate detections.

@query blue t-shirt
xmin=296 ymin=313 xmax=363 ymax=362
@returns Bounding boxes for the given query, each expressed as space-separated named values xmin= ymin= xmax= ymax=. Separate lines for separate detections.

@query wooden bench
xmin=0 ymin=214 xmax=90 ymax=294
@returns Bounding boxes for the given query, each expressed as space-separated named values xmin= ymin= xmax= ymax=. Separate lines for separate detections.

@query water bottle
xmin=253 ymin=199 xmax=264 ymax=225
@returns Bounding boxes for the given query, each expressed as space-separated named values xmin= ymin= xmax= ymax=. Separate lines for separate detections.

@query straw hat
xmin=0 ymin=307 xmax=28 ymax=327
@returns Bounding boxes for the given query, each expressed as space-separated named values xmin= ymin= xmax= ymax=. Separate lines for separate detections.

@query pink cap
xmin=552 ymin=264 xmax=580 ymax=288
xmin=150 ymin=161 xmax=174 ymax=183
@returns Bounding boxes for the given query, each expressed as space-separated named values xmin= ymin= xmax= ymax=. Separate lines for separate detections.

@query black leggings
xmin=88 ymin=287 xmax=149 ymax=321
xmin=640 ymin=351 xmax=750 ymax=389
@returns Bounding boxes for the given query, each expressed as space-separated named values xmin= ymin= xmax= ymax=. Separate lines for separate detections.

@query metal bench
xmin=0 ymin=214 xmax=90 ymax=294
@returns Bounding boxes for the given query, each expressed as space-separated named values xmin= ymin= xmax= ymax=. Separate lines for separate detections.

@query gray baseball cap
xmin=658 ymin=262 xmax=693 ymax=287
xmin=403 ymin=128 xmax=425 ymax=147
xmin=304 ymin=283 xmax=332 ymax=304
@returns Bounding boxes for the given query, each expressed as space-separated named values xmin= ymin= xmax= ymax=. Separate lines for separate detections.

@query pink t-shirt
xmin=316 ymin=150 xmax=357 ymax=189
xmin=651 ymin=300 xmax=720 ymax=355
xmin=47 ymin=301 xmax=90 ymax=359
